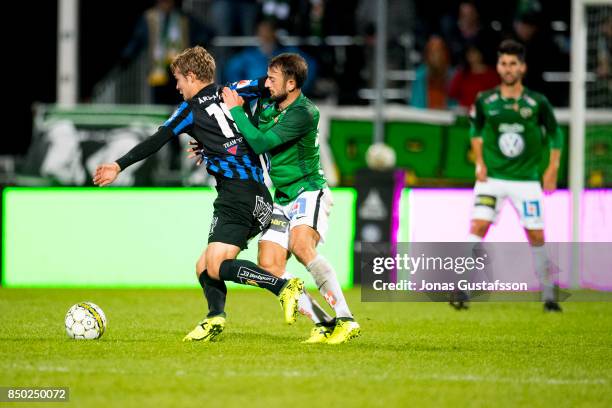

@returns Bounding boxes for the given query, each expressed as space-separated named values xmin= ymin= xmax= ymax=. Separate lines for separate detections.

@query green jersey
xmin=230 ymin=93 xmax=327 ymax=204
xmin=470 ymin=87 xmax=563 ymax=181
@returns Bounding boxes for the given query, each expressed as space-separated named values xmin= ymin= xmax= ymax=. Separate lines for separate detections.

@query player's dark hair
xmin=268 ymin=53 xmax=308 ymax=89
xmin=497 ymin=39 xmax=526 ymax=62
xmin=170 ymin=46 xmax=215 ymax=83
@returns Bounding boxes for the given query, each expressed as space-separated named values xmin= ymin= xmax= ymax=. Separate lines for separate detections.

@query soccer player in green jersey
xmin=221 ymin=53 xmax=361 ymax=343
xmin=467 ymin=39 xmax=563 ymax=312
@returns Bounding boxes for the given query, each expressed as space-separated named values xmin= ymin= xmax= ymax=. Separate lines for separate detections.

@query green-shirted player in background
xmin=465 ymin=39 xmax=563 ymax=312
xmin=221 ymin=53 xmax=361 ymax=343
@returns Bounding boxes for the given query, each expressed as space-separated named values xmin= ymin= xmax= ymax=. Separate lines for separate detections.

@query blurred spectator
xmin=356 ymin=0 xmax=416 ymax=72
xmin=448 ymin=42 xmax=500 ymax=109
xmin=120 ymin=0 xmax=213 ymax=170
xmin=442 ymin=1 xmax=500 ymax=66
xmin=261 ymin=0 xmax=313 ymax=36
xmin=593 ymin=14 xmax=612 ymax=107
xmin=509 ymin=9 xmax=569 ymax=106
xmin=120 ymin=0 xmax=213 ymax=105
xmin=223 ymin=20 xmax=318 ymax=93
xmin=208 ymin=0 xmax=259 ymax=37
xmin=410 ymin=35 xmax=456 ymax=109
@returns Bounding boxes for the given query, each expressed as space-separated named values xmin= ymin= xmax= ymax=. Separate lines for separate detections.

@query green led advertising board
xmin=2 ymin=188 xmax=355 ymax=288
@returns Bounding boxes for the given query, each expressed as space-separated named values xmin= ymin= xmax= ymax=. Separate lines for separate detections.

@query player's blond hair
xmin=170 ymin=46 xmax=215 ymax=83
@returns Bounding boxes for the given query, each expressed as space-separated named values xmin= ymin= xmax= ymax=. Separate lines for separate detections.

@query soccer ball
xmin=65 ymin=302 xmax=107 ymax=340
xmin=366 ymin=143 xmax=396 ymax=170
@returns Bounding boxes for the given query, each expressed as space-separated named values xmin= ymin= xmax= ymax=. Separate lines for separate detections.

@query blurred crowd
xmin=115 ymin=0 xmax=611 ymax=109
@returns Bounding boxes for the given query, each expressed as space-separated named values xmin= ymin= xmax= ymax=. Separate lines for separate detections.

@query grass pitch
xmin=1 ymin=288 xmax=611 ymax=407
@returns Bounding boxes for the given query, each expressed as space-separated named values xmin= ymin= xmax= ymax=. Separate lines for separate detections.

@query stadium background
xmin=1 ymin=1 xmax=611 ymax=407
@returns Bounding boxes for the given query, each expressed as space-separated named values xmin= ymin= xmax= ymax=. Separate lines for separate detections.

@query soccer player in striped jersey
xmin=93 ymin=46 xmax=304 ymax=341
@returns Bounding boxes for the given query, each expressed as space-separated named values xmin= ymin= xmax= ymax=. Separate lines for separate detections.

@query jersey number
xmin=205 ymin=103 xmax=239 ymax=139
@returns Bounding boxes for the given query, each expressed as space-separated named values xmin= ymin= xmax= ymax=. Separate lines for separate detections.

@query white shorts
xmin=259 ymin=188 xmax=333 ymax=250
xmin=472 ymin=177 xmax=545 ymax=230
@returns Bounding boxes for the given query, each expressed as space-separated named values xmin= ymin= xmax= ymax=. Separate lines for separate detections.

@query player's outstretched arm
xmin=93 ymin=163 xmax=121 ymax=186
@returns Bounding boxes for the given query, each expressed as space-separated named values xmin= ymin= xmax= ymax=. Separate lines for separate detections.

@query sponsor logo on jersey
xmin=499 ymin=123 xmax=525 ymax=133
xmin=235 ymin=79 xmax=254 ymax=89
xmin=523 ymin=200 xmax=541 ymax=217
xmin=223 ymin=137 xmax=243 ymax=155
xmin=223 ymin=137 xmax=243 ymax=149
xmin=498 ymin=132 xmax=525 ymax=158
xmin=289 ymin=197 xmax=307 ymax=219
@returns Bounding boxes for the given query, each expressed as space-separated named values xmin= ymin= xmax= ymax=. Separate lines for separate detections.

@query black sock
xmin=219 ymin=259 xmax=287 ymax=296
xmin=198 ymin=270 xmax=227 ymax=318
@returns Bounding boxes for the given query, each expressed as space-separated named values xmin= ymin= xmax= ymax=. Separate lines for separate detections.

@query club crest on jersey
xmin=520 ymin=107 xmax=533 ymax=118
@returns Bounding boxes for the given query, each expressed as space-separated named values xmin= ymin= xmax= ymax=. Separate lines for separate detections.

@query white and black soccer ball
xmin=65 ymin=302 xmax=107 ymax=340
xmin=366 ymin=143 xmax=396 ymax=170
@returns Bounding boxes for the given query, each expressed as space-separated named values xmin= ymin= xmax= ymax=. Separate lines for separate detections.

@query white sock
xmin=306 ymin=255 xmax=353 ymax=319
xmin=467 ymin=233 xmax=484 ymax=242
xmin=531 ymin=245 xmax=554 ymax=302
xmin=282 ymin=272 xmax=332 ymax=324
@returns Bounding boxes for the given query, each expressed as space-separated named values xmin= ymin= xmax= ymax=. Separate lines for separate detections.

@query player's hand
xmin=475 ymin=161 xmax=487 ymax=182
xmin=543 ymin=166 xmax=558 ymax=193
xmin=93 ymin=162 xmax=121 ymax=186
xmin=187 ymin=139 xmax=205 ymax=166
xmin=221 ymin=87 xmax=244 ymax=109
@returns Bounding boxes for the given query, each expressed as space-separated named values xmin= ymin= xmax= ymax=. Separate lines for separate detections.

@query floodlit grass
xmin=1 ymin=288 xmax=610 ymax=407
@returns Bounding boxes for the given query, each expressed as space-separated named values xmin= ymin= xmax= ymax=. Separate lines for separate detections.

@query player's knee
xmin=290 ymin=240 xmax=317 ymax=265
xmin=205 ymin=251 xmax=228 ymax=280
xmin=527 ymin=230 xmax=545 ymax=246
xmin=258 ymin=258 xmax=284 ymax=277
xmin=195 ymin=259 xmax=207 ymax=277
xmin=470 ymin=220 xmax=490 ymax=237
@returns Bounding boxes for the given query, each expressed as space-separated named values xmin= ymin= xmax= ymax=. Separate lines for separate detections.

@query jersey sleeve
xmin=227 ymin=77 xmax=270 ymax=101
xmin=469 ymin=95 xmax=485 ymax=138
xmin=115 ymin=127 xmax=174 ymax=170
xmin=539 ymin=96 xmax=564 ymax=149
xmin=163 ymin=102 xmax=194 ymax=136
xmin=229 ymin=105 xmax=313 ymax=155
xmin=229 ymin=106 xmax=283 ymax=154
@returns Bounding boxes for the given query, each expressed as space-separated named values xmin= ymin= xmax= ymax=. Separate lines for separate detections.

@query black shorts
xmin=208 ymin=178 xmax=273 ymax=250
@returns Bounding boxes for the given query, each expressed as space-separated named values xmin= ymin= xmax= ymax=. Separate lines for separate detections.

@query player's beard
xmin=501 ymin=73 xmax=521 ymax=86
xmin=270 ymin=89 xmax=288 ymax=104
